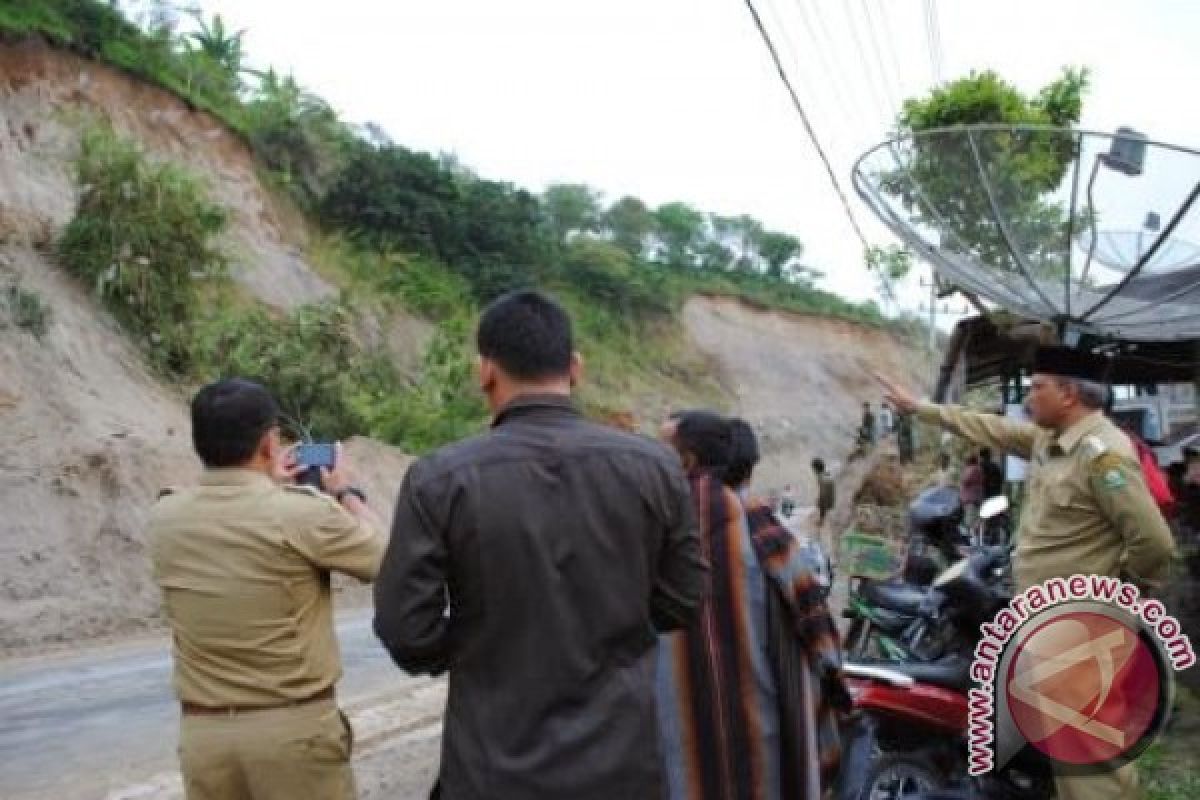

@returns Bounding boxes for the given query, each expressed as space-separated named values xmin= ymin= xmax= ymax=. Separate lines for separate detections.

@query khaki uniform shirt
xmin=916 ymin=404 xmax=1175 ymax=591
xmin=150 ymin=469 xmax=386 ymax=707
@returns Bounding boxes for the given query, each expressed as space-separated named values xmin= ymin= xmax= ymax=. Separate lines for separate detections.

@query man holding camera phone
xmin=150 ymin=378 xmax=385 ymax=800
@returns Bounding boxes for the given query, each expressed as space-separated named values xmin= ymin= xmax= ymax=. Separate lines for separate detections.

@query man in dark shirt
xmin=373 ymin=290 xmax=707 ymax=800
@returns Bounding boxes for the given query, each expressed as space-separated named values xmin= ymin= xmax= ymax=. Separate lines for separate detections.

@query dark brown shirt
xmin=373 ymin=394 xmax=706 ymax=800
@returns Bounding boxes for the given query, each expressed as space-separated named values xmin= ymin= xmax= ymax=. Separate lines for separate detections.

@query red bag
xmin=1129 ymin=434 xmax=1176 ymax=518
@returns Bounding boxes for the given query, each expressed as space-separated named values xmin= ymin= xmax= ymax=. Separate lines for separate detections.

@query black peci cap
xmin=1032 ymin=345 xmax=1110 ymax=382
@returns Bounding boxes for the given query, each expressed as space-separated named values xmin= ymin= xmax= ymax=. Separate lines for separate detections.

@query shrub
xmin=355 ymin=314 xmax=488 ymax=453
xmin=1 ymin=283 xmax=51 ymax=339
xmin=561 ymin=239 xmax=673 ymax=316
xmin=58 ymin=125 xmax=227 ymax=372
xmin=191 ymin=302 xmax=375 ymax=441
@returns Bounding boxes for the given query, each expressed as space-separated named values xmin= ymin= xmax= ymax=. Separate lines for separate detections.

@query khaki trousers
xmin=179 ymin=697 xmax=356 ymax=800
xmin=1054 ymin=762 xmax=1139 ymax=800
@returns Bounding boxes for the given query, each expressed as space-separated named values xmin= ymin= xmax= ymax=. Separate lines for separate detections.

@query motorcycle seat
xmin=861 ymin=580 xmax=926 ymax=616
xmin=866 ymin=605 xmax=913 ymax=634
xmin=880 ymin=658 xmax=972 ymax=693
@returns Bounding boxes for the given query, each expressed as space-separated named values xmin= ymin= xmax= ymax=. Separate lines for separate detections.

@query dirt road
xmin=0 ymin=610 xmax=444 ymax=800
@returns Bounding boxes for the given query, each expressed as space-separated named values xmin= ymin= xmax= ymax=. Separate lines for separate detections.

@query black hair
xmin=476 ymin=290 xmax=573 ymax=381
xmin=674 ymin=411 xmax=732 ymax=474
xmin=811 ymin=457 xmax=826 ymax=473
xmin=725 ymin=418 xmax=760 ymax=488
xmin=191 ymin=378 xmax=279 ymax=468
xmin=980 ymin=447 xmax=992 ymax=460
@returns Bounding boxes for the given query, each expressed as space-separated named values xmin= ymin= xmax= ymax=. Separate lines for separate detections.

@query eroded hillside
xmin=0 ymin=38 xmax=921 ymax=654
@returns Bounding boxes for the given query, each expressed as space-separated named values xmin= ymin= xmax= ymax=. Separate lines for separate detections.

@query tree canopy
xmin=888 ymin=68 xmax=1089 ymax=278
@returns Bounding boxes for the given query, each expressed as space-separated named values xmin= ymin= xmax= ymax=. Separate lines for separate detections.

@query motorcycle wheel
xmin=854 ymin=753 xmax=944 ymax=800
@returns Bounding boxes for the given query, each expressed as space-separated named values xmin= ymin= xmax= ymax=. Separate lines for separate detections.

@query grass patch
xmin=1139 ymin=687 xmax=1200 ymax=800
xmin=307 ymin=234 xmax=472 ymax=321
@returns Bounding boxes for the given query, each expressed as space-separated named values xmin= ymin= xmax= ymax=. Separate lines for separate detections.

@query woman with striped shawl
xmin=657 ymin=413 xmax=847 ymax=800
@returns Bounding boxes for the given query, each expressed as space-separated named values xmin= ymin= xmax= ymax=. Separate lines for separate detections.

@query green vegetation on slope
xmin=17 ymin=0 xmax=920 ymax=450
xmin=59 ymin=125 xmax=228 ymax=373
xmin=4 ymin=0 xmax=898 ymax=325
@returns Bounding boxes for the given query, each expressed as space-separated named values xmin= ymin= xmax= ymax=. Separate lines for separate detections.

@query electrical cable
xmin=742 ymin=0 xmax=872 ymax=255
xmin=859 ymin=0 xmax=902 ymax=123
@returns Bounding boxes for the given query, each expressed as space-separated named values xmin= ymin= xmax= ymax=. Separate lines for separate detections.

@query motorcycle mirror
xmin=979 ymin=495 xmax=1009 ymax=520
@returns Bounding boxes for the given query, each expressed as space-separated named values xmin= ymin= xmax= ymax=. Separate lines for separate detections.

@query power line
xmin=839 ymin=0 xmax=892 ymax=130
xmin=808 ymin=0 xmax=886 ymax=135
xmin=761 ymin=0 xmax=838 ymax=141
xmin=859 ymin=0 xmax=902 ymax=123
xmin=930 ymin=1 xmax=945 ymax=80
xmin=789 ymin=0 xmax=872 ymax=136
xmin=871 ymin=0 xmax=911 ymax=120
xmin=923 ymin=0 xmax=944 ymax=84
xmin=741 ymin=0 xmax=877 ymax=276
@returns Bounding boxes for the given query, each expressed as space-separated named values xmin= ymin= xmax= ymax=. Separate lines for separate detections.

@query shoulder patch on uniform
xmin=1089 ymin=451 xmax=1124 ymax=473
xmin=1101 ymin=467 xmax=1127 ymax=491
xmin=1082 ymin=434 xmax=1109 ymax=458
xmin=1089 ymin=451 xmax=1128 ymax=491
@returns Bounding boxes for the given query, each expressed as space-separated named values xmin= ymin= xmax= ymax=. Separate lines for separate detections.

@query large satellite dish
xmin=852 ymin=125 xmax=1200 ymax=341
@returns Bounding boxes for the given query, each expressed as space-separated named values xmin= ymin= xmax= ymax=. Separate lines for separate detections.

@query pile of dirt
xmin=854 ymin=455 xmax=909 ymax=507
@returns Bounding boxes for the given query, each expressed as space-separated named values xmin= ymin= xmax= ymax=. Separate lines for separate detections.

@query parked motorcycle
xmin=844 ymin=494 xmax=1011 ymax=661
xmin=835 ymin=554 xmax=1053 ymax=800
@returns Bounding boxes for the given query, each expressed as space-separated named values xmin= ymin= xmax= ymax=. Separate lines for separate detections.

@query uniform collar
xmin=1055 ymin=411 xmax=1105 ymax=455
xmin=491 ymin=392 xmax=579 ymax=427
xmin=199 ymin=467 xmax=276 ymax=487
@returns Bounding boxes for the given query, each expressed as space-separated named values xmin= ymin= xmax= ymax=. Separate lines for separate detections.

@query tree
xmin=757 ymin=230 xmax=804 ymax=280
xmin=603 ymin=195 xmax=655 ymax=258
xmin=459 ymin=180 xmax=550 ymax=300
xmin=244 ymin=69 xmax=350 ymax=205
xmin=709 ymin=215 xmax=765 ymax=273
xmin=181 ymin=13 xmax=247 ymax=101
xmin=320 ymin=142 xmax=465 ymax=261
xmin=187 ymin=13 xmax=245 ymax=76
xmin=541 ymin=183 xmax=602 ymax=244
xmin=865 ymin=244 xmax=912 ymax=281
xmin=888 ymin=67 xmax=1089 ymax=278
xmin=865 ymin=244 xmax=913 ymax=298
xmin=652 ymin=202 xmax=705 ymax=267
xmin=563 ymin=238 xmax=670 ymax=315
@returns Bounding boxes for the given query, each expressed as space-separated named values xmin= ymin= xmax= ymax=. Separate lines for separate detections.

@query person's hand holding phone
xmin=318 ymin=442 xmax=355 ymax=496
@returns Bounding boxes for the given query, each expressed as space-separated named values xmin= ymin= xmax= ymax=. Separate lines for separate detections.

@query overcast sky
xmin=188 ymin=0 xmax=1200 ymax=317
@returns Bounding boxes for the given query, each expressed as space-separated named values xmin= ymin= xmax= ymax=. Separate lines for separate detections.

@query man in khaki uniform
xmin=880 ymin=345 xmax=1175 ymax=800
xmin=150 ymin=379 xmax=386 ymax=800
